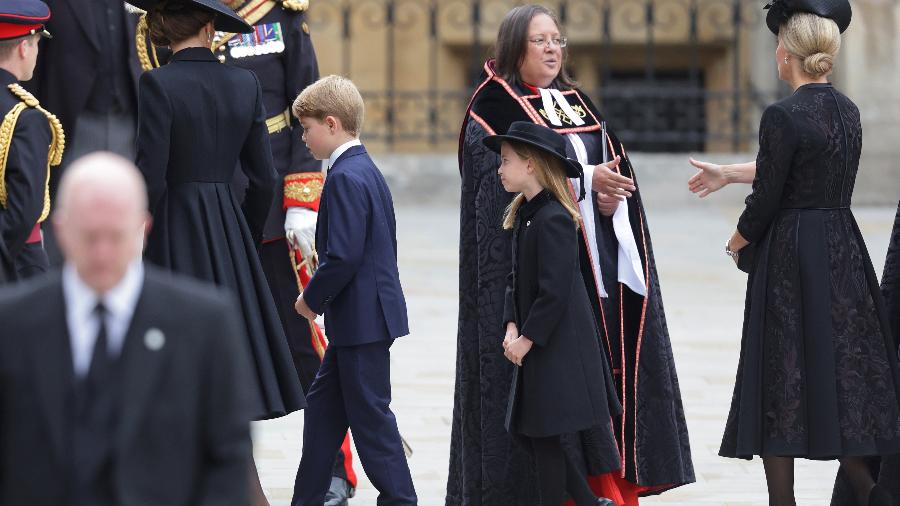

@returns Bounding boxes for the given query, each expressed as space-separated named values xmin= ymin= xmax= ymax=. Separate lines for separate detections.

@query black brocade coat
xmin=504 ymin=191 xmax=621 ymax=443
xmin=721 ymin=84 xmax=900 ymax=459
xmin=831 ymin=202 xmax=900 ymax=503
xmin=135 ymin=47 xmax=305 ymax=421
xmin=448 ymin=60 xmax=693 ymax=506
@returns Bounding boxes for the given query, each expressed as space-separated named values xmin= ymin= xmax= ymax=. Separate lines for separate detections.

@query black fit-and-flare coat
xmin=135 ymin=47 xmax=305 ymax=420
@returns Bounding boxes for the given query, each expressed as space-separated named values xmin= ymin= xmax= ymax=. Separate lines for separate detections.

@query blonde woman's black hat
xmin=764 ymin=0 xmax=852 ymax=35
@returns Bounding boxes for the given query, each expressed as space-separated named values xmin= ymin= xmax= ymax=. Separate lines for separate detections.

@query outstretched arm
xmin=687 ymin=159 xmax=756 ymax=198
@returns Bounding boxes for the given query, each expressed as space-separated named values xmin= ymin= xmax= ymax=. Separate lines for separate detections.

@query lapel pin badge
xmin=144 ymin=328 xmax=165 ymax=351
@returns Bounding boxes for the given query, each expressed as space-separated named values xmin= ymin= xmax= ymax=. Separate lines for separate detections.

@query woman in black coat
xmin=131 ymin=1 xmax=306 ymax=504
xmin=488 ymin=122 xmax=621 ymax=506
xmin=719 ymin=3 xmax=900 ymax=505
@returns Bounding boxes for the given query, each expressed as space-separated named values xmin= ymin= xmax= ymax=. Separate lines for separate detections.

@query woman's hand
xmin=688 ymin=158 xmax=728 ymax=198
xmin=591 ymin=156 xmax=635 ymax=198
xmin=503 ymin=322 xmax=518 ymax=351
xmin=727 ymin=231 xmax=750 ymax=266
xmin=505 ymin=336 xmax=533 ymax=367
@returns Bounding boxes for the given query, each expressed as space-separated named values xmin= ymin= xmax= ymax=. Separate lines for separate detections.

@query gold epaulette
xmin=0 ymin=84 xmax=65 ymax=223
xmin=136 ymin=14 xmax=162 ymax=72
xmin=280 ymin=0 xmax=309 ymax=12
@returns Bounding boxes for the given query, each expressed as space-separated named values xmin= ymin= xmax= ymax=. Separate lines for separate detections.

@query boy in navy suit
xmin=291 ymin=75 xmax=416 ymax=506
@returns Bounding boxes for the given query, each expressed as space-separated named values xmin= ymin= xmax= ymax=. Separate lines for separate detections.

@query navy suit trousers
xmin=291 ymin=340 xmax=416 ymax=505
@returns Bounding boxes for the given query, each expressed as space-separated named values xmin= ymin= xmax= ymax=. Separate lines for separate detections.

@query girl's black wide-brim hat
xmin=764 ymin=0 xmax=852 ymax=35
xmin=483 ymin=121 xmax=583 ymax=180
xmin=126 ymin=0 xmax=252 ymax=34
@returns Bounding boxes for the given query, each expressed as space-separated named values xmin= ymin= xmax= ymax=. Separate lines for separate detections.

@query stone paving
xmin=253 ymin=186 xmax=897 ymax=505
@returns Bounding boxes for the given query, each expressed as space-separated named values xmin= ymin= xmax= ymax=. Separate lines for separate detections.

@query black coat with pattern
xmin=830 ymin=201 xmax=900 ymax=503
xmin=720 ymin=84 xmax=900 ymax=459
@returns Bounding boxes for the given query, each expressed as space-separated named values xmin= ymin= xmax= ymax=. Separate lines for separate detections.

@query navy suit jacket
xmin=303 ymin=145 xmax=409 ymax=346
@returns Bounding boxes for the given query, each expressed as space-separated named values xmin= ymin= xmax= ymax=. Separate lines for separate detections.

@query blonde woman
xmin=716 ymin=2 xmax=900 ymax=505
xmin=486 ymin=121 xmax=621 ymax=506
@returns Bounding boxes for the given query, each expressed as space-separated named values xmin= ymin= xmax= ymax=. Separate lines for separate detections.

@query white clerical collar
xmin=62 ymin=259 xmax=145 ymax=320
xmin=327 ymin=138 xmax=362 ymax=170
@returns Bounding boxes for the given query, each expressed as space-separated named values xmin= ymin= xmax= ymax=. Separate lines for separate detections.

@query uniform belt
xmin=266 ymin=108 xmax=291 ymax=134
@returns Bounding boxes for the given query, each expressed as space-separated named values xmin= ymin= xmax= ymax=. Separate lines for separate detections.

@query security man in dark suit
xmin=25 ymin=0 xmax=144 ymax=266
xmin=0 ymin=152 xmax=254 ymax=506
xmin=135 ymin=2 xmax=357 ymax=502
xmin=0 ymin=0 xmax=64 ymax=283
xmin=28 ymin=0 xmax=141 ymax=160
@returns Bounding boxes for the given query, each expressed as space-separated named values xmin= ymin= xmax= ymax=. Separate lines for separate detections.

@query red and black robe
xmin=448 ymin=60 xmax=694 ymax=506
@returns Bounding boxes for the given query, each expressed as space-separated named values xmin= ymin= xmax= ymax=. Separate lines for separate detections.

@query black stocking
xmin=840 ymin=457 xmax=878 ymax=506
xmin=567 ymin=454 xmax=607 ymax=505
xmin=876 ymin=455 xmax=900 ymax=504
xmin=248 ymin=453 xmax=270 ymax=506
xmin=531 ymin=436 xmax=566 ymax=506
xmin=763 ymin=456 xmax=796 ymax=506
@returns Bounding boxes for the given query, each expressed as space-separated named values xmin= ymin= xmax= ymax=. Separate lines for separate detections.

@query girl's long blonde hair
xmin=501 ymin=141 xmax=581 ymax=230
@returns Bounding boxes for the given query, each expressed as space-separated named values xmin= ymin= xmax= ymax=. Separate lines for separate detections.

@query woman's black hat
xmin=126 ymin=0 xmax=252 ymax=34
xmin=483 ymin=121 xmax=584 ymax=180
xmin=764 ymin=0 xmax=852 ymax=35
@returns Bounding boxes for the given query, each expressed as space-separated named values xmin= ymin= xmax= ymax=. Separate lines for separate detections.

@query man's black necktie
xmin=73 ymin=302 xmax=116 ymax=503
xmin=85 ymin=303 xmax=110 ymax=400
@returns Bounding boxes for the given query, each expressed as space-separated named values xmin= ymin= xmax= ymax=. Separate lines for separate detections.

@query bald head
xmin=53 ymin=152 xmax=150 ymax=293
xmin=55 ymin=152 xmax=148 ymax=219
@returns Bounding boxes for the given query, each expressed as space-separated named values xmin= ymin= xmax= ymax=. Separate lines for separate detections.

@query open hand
xmin=591 ymin=156 xmax=635 ymax=198
xmin=504 ymin=336 xmax=533 ymax=367
xmin=688 ymin=158 xmax=727 ymax=198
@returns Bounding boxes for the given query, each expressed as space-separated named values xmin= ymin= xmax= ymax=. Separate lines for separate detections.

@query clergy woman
xmin=449 ymin=5 xmax=694 ymax=506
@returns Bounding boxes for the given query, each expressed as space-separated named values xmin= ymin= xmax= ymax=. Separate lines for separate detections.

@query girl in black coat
xmin=486 ymin=122 xmax=621 ymax=506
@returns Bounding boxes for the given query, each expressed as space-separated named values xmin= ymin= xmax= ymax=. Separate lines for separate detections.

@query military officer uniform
xmin=0 ymin=1 xmax=64 ymax=283
xmin=137 ymin=1 xmax=358 ymax=502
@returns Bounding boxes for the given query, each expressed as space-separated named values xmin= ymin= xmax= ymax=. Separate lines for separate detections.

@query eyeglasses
xmin=528 ymin=36 xmax=568 ymax=48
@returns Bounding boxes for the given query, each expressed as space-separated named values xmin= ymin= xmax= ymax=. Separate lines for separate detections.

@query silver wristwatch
xmin=725 ymin=240 xmax=739 ymax=260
